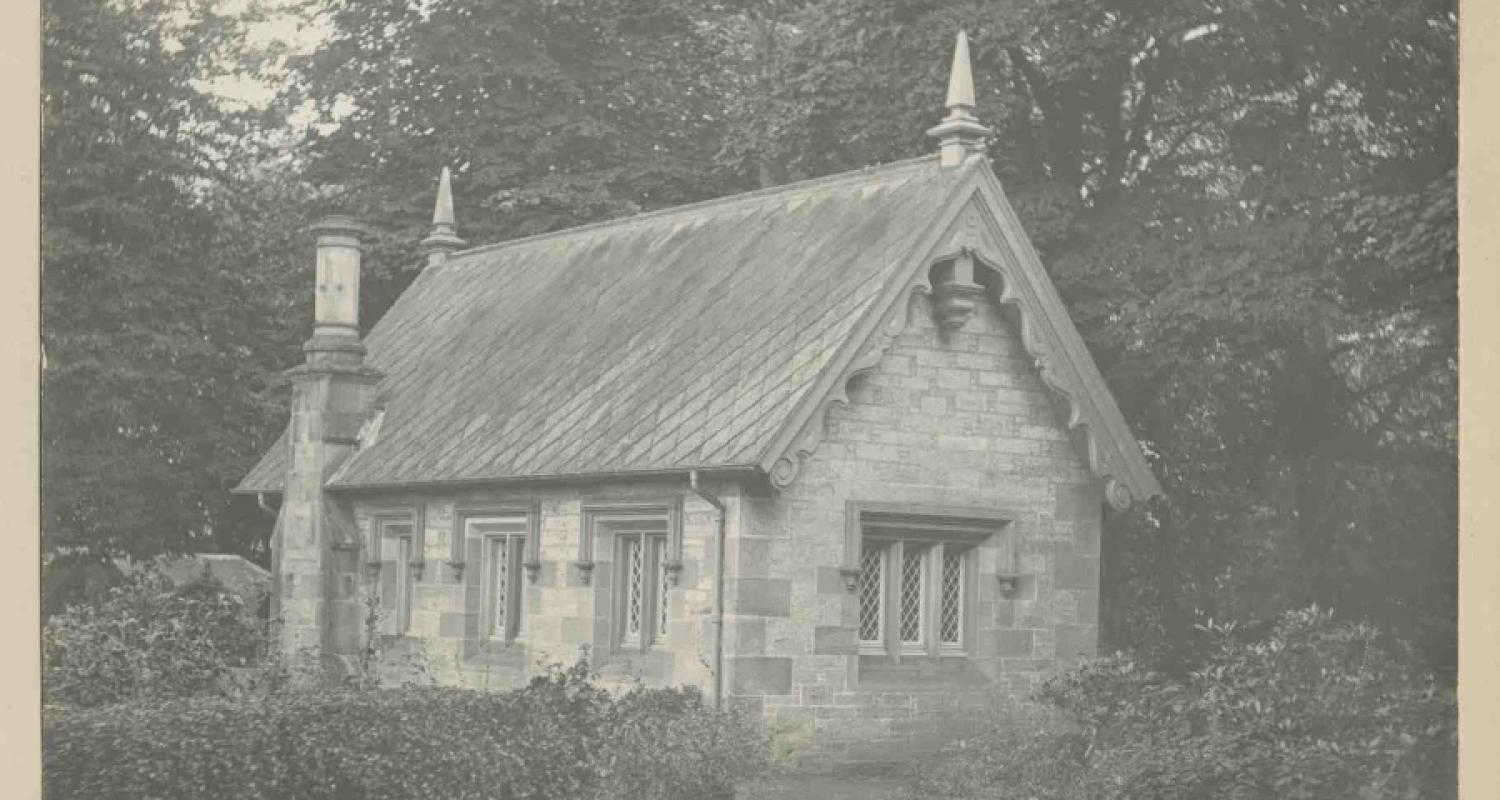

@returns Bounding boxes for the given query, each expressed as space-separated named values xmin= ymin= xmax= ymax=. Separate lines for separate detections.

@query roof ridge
xmin=445 ymin=155 xmax=941 ymax=263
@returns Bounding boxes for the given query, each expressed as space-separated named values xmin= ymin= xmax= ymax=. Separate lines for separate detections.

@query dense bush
xmin=43 ymin=660 xmax=766 ymax=800
xmin=42 ymin=567 xmax=268 ymax=708
xmin=907 ymin=608 xmax=1456 ymax=800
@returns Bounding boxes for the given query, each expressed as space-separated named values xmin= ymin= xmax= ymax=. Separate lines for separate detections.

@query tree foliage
xmin=285 ymin=0 xmax=748 ymax=322
xmin=41 ymin=0 xmax=319 ymax=560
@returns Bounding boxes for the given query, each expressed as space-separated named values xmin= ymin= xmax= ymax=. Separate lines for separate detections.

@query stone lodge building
xmin=236 ymin=32 xmax=1162 ymax=765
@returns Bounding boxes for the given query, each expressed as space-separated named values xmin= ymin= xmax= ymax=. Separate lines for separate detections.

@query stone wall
xmin=729 ymin=292 xmax=1104 ymax=769
xmin=347 ymin=477 xmax=731 ymax=696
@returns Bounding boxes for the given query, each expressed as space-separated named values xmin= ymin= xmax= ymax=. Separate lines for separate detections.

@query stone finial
xmin=420 ymin=166 xmax=466 ymax=267
xmin=926 ymin=31 xmax=992 ymax=167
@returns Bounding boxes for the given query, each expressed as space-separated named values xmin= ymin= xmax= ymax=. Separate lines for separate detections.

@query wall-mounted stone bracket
xmin=995 ymin=572 xmax=1022 ymax=598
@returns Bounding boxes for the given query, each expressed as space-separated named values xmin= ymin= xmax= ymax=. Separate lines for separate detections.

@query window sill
xmin=463 ymin=640 xmax=529 ymax=669
xmin=598 ymin=647 xmax=671 ymax=681
xmin=856 ymin=654 xmax=990 ymax=690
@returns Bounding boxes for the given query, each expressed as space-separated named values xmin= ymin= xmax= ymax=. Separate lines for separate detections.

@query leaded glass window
xmin=395 ymin=534 xmax=413 ymax=634
xmin=855 ymin=535 xmax=974 ymax=657
xmin=464 ymin=514 xmax=530 ymax=644
xmin=617 ymin=530 xmax=668 ymax=649
xmin=857 ymin=546 xmax=885 ymax=645
xmin=939 ymin=548 xmax=964 ymax=647
xmin=898 ymin=547 xmax=925 ymax=646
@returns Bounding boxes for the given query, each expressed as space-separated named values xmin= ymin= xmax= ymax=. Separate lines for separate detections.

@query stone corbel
xmin=573 ymin=560 xmax=596 ymax=585
xmin=523 ymin=558 xmax=543 ymax=583
xmin=931 ymin=248 xmax=986 ymax=329
xmin=994 ymin=572 xmax=1022 ymax=599
xmin=839 ymin=565 xmax=862 ymax=592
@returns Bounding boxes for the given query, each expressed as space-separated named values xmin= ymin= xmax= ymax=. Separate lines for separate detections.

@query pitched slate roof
xmin=238 ymin=156 xmax=969 ymax=492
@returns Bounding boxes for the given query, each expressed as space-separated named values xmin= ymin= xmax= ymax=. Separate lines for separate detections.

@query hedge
xmin=43 ymin=662 xmax=765 ymax=800
xmin=905 ymin=608 xmax=1457 ymax=800
xmin=43 ymin=566 xmax=268 ymax=708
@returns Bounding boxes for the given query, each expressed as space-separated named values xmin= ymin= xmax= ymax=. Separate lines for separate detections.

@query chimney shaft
xmin=310 ymin=216 xmax=366 ymax=338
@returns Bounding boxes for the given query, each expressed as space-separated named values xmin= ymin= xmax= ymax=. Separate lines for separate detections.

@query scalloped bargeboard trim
xmin=766 ymin=193 xmax=1140 ymax=511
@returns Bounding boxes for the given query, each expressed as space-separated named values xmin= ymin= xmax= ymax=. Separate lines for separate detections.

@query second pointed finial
xmin=926 ymin=30 xmax=991 ymax=167
xmin=421 ymin=166 xmax=466 ymax=267
xmin=945 ymin=30 xmax=976 ymax=111
xmin=433 ymin=166 xmax=456 ymax=228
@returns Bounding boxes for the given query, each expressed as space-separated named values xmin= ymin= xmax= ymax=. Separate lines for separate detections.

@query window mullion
xmin=886 ymin=540 xmax=901 ymax=660
xmin=509 ymin=536 xmax=525 ymax=640
xmin=928 ymin=543 xmax=943 ymax=657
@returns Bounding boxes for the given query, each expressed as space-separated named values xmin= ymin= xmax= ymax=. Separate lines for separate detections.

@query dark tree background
xmin=40 ymin=0 xmax=1457 ymax=678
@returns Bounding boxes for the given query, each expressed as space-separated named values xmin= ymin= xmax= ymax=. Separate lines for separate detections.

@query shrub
xmin=906 ymin=607 xmax=1457 ymax=800
xmin=42 ymin=659 xmax=766 ymax=800
xmin=42 ymin=566 xmax=268 ymax=708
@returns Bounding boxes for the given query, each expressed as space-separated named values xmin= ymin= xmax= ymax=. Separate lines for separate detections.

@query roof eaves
xmin=322 ymin=464 xmax=765 ymax=494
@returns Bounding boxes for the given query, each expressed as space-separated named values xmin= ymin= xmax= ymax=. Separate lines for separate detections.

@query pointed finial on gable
xmin=926 ymin=31 xmax=991 ymax=167
xmin=420 ymin=166 xmax=466 ymax=267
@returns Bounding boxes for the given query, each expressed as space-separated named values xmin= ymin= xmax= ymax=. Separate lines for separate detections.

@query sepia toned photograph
xmin=36 ymin=0 xmax=1465 ymax=797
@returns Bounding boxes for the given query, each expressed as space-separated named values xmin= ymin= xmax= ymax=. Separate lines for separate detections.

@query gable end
xmin=759 ymin=159 xmax=1162 ymax=510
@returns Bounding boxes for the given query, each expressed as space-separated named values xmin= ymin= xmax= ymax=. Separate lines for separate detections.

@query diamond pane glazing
xmin=625 ymin=538 xmax=643 ymax=640
xmin=656 ymin=537 xmax=669 ymax=640
xmin=940 ymin=549 xmax=963 ymax=645
xmin=858 ymin=547 xmax=884 ymax=642
xmin=513 ymin=538 xmax=526 ymax=625
xmin=396 ymin=536 xmax=412 ymax=634
xmin=491 ymin=537 xmax=510 ymax=638
xmin=899 ymin=548 xmax=923 ymax=644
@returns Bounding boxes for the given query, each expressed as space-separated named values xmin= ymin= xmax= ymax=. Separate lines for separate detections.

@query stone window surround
xmin=466 ymin=514 xmax=531 ymax=644
xmin=843 ymin=501 xmax=1011 ymax=664
xmin=449 ymin=500 xmax=542 ymax=583
xmin=446 ymin=502 xmax=540 ymax=666
xmin=366 ymin=506 xmax=424 ymax=635
xmin=576 ymin=500 xmax=684 ymax=657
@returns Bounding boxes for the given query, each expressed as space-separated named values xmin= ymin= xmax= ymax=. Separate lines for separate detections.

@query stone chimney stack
xmin=927 ymin=31 xmax=992 ymax=167
xmin=420 ymin=167 xmax=466 ymax=268
xmin=274 ymin=216 xmax=382 ymax=677
xmin=308 ymin=215 xmax=367 ymax=357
